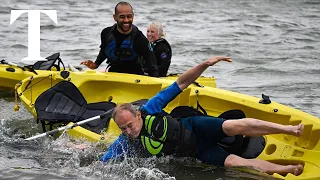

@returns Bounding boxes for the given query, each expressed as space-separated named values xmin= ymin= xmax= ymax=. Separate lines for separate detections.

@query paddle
xmin=1 ymin=59 xmax=38 ymax=75
xmin=25 ymin=108 xmax=114 ymax=141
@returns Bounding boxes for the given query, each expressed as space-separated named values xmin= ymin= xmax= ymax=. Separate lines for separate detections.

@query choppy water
xmin=0 ymin=0 xmax=319 ymax=179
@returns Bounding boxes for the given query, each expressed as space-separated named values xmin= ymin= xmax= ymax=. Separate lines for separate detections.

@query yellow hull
xmin=0 ymin=64 xmax=216 ymax=89
xmin=0 ymin=64 xmax=50 ymax=89
xmin=16 ymin=70 xmax=320 ymax=180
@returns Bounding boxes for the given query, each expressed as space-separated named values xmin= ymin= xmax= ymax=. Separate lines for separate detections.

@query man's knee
xmin=223 ymin=119 xmax=249 ymax=136
xmin=222 ymin=120 xmax=239 ymax=136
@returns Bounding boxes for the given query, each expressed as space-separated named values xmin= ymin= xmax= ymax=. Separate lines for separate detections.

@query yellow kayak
xmin=0 ymin=60 xmax=216 ymax=89
xmin=16 ymin=70 xmax=320 ymax=180
xmin=0 ymin=64 xmax=50 ymax=89
xmin=0 ymin=53 xmax=64 ymax=89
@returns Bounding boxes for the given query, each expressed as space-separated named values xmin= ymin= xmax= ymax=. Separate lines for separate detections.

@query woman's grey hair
xmin=148 ymin=22 xmax=166 ymax=38
xmin=112 ymin=103 xmax=137 ymax=120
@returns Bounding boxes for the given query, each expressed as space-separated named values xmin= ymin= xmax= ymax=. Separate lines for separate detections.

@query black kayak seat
xmin=216 ymin=110 xmax=246 ymax=155
xmin=34 ymin=81 xmax=116 ymax=134
xmin=31 ymin=52 xmax=65 ymax=71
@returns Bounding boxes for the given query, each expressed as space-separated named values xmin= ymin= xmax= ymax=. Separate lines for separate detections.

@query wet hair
xmin=114 ymin=2 xmax=133 ymax=15
xmin=148 ymin=22 xmax=166 ymax=38
xmin=112 ymin=103 xmax=137 ymax=120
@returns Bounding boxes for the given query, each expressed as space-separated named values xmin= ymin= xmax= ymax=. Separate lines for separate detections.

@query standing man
xmin=81 ymin=2 xmax=159 ymax=77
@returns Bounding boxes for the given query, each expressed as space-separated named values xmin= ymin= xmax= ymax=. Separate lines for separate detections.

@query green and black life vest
xmin=139 ymin=113 xmax=197 ymax=157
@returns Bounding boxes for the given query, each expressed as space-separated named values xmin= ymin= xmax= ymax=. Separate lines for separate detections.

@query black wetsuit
xmin=152 ymin=38 xmax=172 ymax=77
xmin=95 ymin=24 xmax=159 ymax=77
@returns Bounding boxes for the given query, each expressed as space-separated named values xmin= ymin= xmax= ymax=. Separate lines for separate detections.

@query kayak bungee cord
xmin=14 ymin=74 xmax=53 ymax=111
